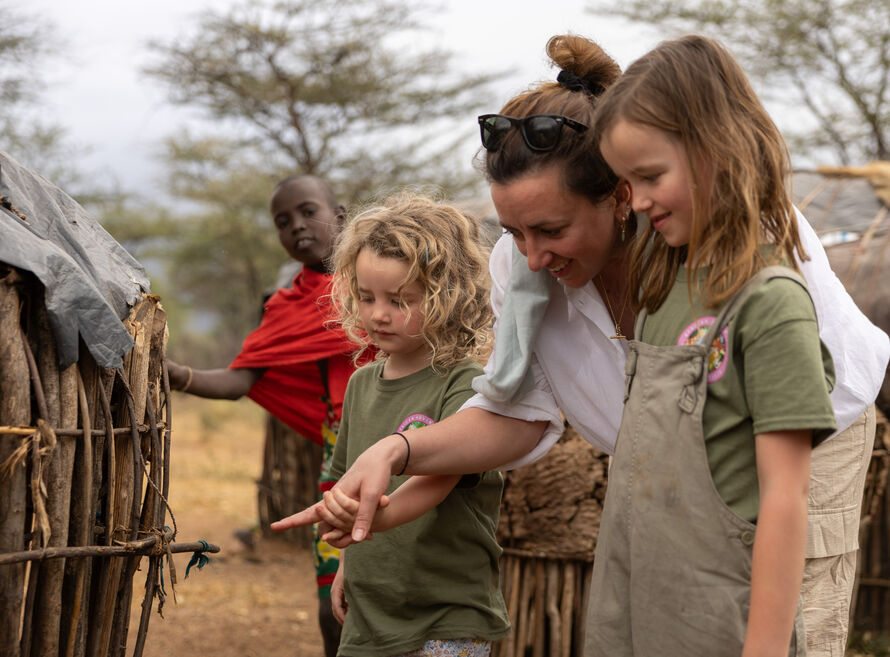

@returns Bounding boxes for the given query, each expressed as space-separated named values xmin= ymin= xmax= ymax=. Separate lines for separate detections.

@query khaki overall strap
xmin=696 ymin=265 xmax=809 ymax=349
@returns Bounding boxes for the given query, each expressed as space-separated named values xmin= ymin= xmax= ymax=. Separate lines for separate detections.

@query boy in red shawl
xmin=168 ymin=175 xmax=355 ymax=657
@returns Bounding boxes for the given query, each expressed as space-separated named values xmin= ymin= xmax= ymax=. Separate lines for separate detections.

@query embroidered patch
xmin=397 ymin=413 xmax=435 ymax=432
xmin=677 ymin=316 xmax=729 ymax=383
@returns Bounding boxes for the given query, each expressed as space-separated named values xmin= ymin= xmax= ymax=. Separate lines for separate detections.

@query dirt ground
xmin=125 ymin=396 xmax=326 ymax=657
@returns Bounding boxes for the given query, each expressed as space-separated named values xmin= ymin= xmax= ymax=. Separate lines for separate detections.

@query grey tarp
xmin=0 ymin=150 xmax=150 ymax=369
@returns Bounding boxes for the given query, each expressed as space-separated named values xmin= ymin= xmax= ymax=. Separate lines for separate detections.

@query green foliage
xmin=587 ymin=0 xmax=890 ymax=164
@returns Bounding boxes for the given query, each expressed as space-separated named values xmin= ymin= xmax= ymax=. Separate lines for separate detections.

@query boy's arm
xmin=167 ymin=359 xmax=264 ymax=399
xmin=742 ymin=429 xmax=811 ymax=657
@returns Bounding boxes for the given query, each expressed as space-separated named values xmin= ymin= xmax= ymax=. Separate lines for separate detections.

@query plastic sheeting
xmin=0 ymin=150 xmax=150 ymax=369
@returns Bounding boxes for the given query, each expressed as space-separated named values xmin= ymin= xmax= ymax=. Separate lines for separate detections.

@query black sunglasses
xmin=478 ymin=113 xmax=588 ymax=152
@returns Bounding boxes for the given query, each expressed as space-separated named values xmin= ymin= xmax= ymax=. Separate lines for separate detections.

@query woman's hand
xmin=277 ymin=409 xmax=546 ymax=541
xmin=335 ymin=434 xmax=408 ymax=542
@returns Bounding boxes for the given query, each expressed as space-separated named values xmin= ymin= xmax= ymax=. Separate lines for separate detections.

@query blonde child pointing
xmin=276 ymin=193 xmax=508 ymax=657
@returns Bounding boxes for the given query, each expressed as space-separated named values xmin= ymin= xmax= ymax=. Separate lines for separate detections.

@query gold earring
xmin=620 ymin=206 xmax=631 ymax=242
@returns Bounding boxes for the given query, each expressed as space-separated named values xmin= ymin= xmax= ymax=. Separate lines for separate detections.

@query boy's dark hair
xmin=274 ymin=174 xmax=339 ymax=210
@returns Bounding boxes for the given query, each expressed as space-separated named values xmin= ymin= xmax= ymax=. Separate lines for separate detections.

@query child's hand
xmin=331 ymin=563 xmax=347 ymax=624
xmin=318 ymin=488 xmax=390 ymax=540
xmin=321 ymin=526 xmax=363 ymax=548
xmin=319 ymin=488 xmax=361 ymax=529
xmin=270 ymin=500 xmax=324 ymax=531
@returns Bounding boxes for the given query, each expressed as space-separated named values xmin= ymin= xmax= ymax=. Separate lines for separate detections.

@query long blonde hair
xmin=331 ymin=192 xmax=493 ymax=371
xmin=594 ymin=35 xmax=806 ymax=311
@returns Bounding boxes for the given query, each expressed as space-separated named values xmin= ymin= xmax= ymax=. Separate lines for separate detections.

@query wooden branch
xmin=0 ymin=424 xmax=167 ymax=437
xmin=546 ymin=561 xmax=561 ymax=657
xmin=533 ymin=560 xmax=546 ymax=657
xmin=0 ymin=534 xmax=220 ymax=566
xmin=559 ymin=562 xmax=575 ymax=657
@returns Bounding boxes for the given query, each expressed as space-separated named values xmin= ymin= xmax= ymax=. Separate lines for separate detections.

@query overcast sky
xmin=25 ymin=0 xmax=657 ymax=202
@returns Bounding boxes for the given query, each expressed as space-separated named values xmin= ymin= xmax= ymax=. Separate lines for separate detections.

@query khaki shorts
xmin=802 ymin=405 xmax=876 ymax=656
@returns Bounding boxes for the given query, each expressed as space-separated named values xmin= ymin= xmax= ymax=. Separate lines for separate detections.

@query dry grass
xmin=126 ymin=396 xmax=325 ymax=657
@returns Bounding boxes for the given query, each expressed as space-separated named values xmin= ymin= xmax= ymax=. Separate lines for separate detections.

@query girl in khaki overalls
xmin=594 ymin=36 xmax=837 ymax=656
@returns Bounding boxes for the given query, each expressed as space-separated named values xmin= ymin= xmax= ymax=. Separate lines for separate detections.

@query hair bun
xmin=556 ymin=69 xmax=606 ymax=95
xmin=547 ymin=34 xmax=621 ymax=92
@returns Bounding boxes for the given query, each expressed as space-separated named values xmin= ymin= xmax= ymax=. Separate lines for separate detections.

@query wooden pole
xmin=546 ymin=561 xmax=561 ymax=657
xmin=18 ymin=311 xmax=55 ymax=657
xmin=559 ymin=562 xmax=575 ymax=657
xmin=61 ymin=369 xmax=93 ymax=657
xmin=0 ymin=268 xmax=29 ymax=657
xmin=32 ymin=363 xmax=78 ymax=657
xmin=532 ymin=560 xmax=546 ymax=657
xmin=516 ymin=558 xmax=534 ymax=657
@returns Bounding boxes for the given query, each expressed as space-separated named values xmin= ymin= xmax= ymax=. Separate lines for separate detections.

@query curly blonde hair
xmin=331 ymin=192 xmax=493 ymax=372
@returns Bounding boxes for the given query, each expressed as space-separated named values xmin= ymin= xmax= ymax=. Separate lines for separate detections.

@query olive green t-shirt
xmin=641 ymin=266 xmax=836 ymax=522
xmin=330 ymin=360 xmax=510 ymax=657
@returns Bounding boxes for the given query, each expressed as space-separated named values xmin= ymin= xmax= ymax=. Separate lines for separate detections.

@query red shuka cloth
xmin=229 ymin=268 xmax=358 ymax=444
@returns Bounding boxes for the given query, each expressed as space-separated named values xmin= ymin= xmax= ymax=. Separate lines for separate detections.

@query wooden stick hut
xmin=0 ymin=151 xmax=217 ymax=657
xmin=493 ymin=425 xmax=606 ymax=657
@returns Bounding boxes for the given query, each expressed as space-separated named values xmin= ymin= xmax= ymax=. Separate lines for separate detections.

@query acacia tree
xmin=0 ymin=4 xmax=79 ymax=187
xmin=588 ymin=0 xmax=890 ymax=164
xmin=140 ymin=0 xmax=499 ymax=362
xmin=145 ymin=0 xmax=497 ymax=202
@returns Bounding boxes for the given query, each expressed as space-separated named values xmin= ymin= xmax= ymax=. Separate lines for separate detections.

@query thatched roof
xmin=793 ymin=162 xmax=889 ymax=246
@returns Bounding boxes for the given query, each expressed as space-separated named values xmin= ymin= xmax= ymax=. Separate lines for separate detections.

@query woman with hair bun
xmin=277 ymin=34 xmax=888 ymax=656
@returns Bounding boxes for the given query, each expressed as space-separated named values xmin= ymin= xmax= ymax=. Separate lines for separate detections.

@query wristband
xmin=394 ymin=431 xmax=410 ymax=476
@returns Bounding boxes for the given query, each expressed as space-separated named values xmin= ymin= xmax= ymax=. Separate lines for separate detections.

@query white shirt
xmin=461 ymin=208 xmax=890 ymax=469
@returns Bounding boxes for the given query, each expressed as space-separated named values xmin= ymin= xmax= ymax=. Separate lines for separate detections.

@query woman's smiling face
xmin=491 ymin=165 xmax=622 ymax=288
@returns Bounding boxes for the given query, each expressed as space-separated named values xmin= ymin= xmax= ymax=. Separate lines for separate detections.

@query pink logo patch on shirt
xmin=677 ymin=316 xmax=729 ymax=383
xmin=397 ymin=413 xmax=435 ymax=432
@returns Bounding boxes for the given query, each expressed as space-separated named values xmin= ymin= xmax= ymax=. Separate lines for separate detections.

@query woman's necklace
xmin=597 ymin=274 xmax=628 ymax=340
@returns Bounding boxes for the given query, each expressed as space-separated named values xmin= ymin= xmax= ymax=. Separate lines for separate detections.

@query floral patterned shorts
xmin=391 ymin=639 xmax=491 ymax=657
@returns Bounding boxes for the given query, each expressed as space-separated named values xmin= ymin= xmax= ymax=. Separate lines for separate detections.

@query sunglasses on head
xmin=478 ymin=113 xmax=588 ymax=153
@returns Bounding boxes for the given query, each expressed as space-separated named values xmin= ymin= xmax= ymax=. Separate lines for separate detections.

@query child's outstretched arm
xmin=270 ymin=495 xmax=391 ymax=547
xmin=742 ymin=429 xmax=812 ymax=657
xmin=167 ymin=360 xmax=263 ymax=399
xmin=319 ymin=474 xmax=462 ymax=542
